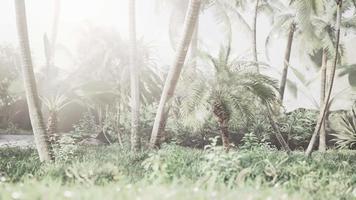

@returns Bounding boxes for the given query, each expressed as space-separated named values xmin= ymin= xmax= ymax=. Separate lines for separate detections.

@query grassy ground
xmin=0 ymin=145 xmax=355 ymax=200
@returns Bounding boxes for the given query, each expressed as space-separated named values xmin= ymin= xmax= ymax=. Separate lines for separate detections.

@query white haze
xmin=0 ymin=0 xmax=355 ymax=111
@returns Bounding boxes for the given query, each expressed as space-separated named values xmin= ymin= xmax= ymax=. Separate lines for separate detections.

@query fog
xmin=0 ymin=0 xmax=355 ymax=111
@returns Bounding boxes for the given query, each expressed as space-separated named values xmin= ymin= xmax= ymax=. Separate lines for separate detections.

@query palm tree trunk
xmin=252 ymin=0 xmax=260 ymax=73
xmin=129 ymin=0 xmax=141 ymax=151
xmin=190 ymin=13 xmax=199 ymax=74
xmin=218 ymin=119 xmax=230 ymax=151
xmin=319 ymin=48 xmax=328 ymax=152
xmin=266 ymin=105 xmax=291 ymax=152
xmin=46 ymin=110 xmax=58 ymax=147
xmin=43 ymin=0 xmax=60 ymax=83
xmin=150 ymin=0 xmax=202 ymax=148
xmin=14 ymin=0 xmax=53 ymax=162
xmin=279 ymin=23 xmax=295 ymax=102
xmin=306 ymin=0 xmax=342 ymax=157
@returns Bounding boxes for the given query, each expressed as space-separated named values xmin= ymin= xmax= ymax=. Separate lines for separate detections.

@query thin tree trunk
xmin=266 ymin=105 xmax=291 ymax=152
xmin=51 ymin=0 xmax=60 ymax=58
xmin=190 ymin=13 xmax=199 ymax=74
xmin=219 ymin=119 xmax=230 ymax=152
xmin=319 ymin=48 xmax=328 ymax=152
xmin=116 ymin=101 xmax=124 ymax=148
xmin=14 ymin=0 xmax=53 ymax=162
xmin=150 ymin=0 xmax=202 ymax=148
xmin=279 ymin=23 xmax=295 ymax=102
xmin=129 ymin=0 xmax=141 ymax=151
xmin=44 ymin=0 xmax=61 ymax=82
xmin=252 ymin=0 xmax=260 ymax=73
xmin=306 ymin=0 xmax=342 ymax=157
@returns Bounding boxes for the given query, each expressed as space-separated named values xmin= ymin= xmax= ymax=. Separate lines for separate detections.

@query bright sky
xmin=0 ymin=0 xmax=355 ymax=111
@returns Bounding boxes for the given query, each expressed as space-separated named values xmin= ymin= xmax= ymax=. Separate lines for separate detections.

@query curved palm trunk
xmin=150 ymin=0 xmax=202 ymax=148
xmin=319 ymin=48 xmax=328 ymax=152
xmin=306 ymin=0 xmax=342 ymax=157
xmin=129 ymin=0 xmax=141 ymax=151
xmin=252 ymin=0 xmax=260 ymax=73
xmin=279 ymin=23 xmax=295 ymax=102
xmin=14 ymin=0 xmax=53 ymax=162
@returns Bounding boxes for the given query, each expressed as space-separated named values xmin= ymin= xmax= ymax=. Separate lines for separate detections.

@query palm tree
xmin=265 ymin=0 xmax=317 ymax=102
xmin=129 ymin=0 xmax=141 ymax=151
xmin=214 ymin=0 xmax=273 ymax=73
xmin=306 ymin=0 xmax=343 ymax=157
xmin=150 ymin=0 xmax=202 ymax=148
xmin=309 ymin=0 xmax=356 ymax=151
xmin=14 ymin=0 xmax=53 ymax=162
xmin=42 ymin=94 xmax=71 ymax=147
xmin=181 ymin=45 xmax=284 ymax=151
xmin=157 ymin=0 xmax=201 ymax=73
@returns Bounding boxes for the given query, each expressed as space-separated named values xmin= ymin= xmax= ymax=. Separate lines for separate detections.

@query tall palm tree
xmin=44 ymin=0 xmax=61 ymax=82
xmin=309 ymin=0 xmax=355 ymax=151
xmin=265 ymin=0 xmax=317 ymax=102
xmin=306 ymin=0 xmax=343 ymax=157
xmin=215 ymin=0 xmax=273 ymax=73
xmin=14 ymin=0 xmax=53 ymax=162
xmin=150 ymin=0 xmax=202 ymax=148
xmin=157 ymin=0 xmax=201 ymax=72
xmin=129 ymin=0 xmax=141 ymax=151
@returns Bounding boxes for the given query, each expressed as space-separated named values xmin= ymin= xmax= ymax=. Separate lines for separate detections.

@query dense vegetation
xmin=1 ymin=145 xmax=356 ymax=200
xmin=1 ymin=0 xmax=356 ymax=199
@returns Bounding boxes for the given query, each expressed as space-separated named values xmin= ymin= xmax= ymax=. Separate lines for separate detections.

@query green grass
xmin=0 ymin=145 xmax=355 ymax=200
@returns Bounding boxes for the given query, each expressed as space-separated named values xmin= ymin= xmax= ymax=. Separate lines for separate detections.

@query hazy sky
xmin=0 ymin=0 xmax=355 ymax=111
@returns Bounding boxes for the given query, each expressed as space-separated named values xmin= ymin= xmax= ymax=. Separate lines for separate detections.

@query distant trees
xmin=150 ymin=0 xmax=202 ymax=148
xmin=14 ymin=0 xmax=53 ymax=162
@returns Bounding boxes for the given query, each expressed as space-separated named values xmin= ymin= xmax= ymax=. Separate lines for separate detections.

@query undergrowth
xmin=0 ymin=145 xmax=355 ymax=200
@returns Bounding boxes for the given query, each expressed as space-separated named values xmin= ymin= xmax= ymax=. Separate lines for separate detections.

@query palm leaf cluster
xmin=180 ymin=43 xmax=279 ymax=135
xmin=332 ymin=105 xmax=356 ymax=149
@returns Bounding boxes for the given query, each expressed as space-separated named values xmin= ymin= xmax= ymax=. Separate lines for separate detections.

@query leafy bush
xmin=143 ymin=144 xmax=202 ymax=183
xmin=332 ymin=107 xmax=356 ymax=149
xmin=70 ymin=111 xmax=99 ymax=140
xmin=1 ymin=145 xmax=356 ymax=199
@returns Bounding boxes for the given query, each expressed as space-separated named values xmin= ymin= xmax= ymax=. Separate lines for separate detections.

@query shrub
xmin=332 ymin=106 xmax=356 ymax=149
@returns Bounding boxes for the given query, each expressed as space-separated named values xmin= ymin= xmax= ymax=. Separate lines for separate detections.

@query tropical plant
xmin=332 ymin=105 xmax=356 ymax=149
xmin=0 ymin=45 xmax=20 ymax=128
xmin=265 ymin=0 xmax=319 ymax=101
xmin=14 ymin=0 xmax=53 ymax=162
xmin=309 ymin=0 xmax=356 ymax=151
xmin=180 ymin=43 xmax=282 ymax=151
xmin=150 ymin=0 xmax=202 ymax=148
xmin=306 ymin=0 xmax=343 ymax=157
xmin=41 ymin=94 xmax=72 ymax=146
xmin=216 ymin=0 xmax=275 ymax=73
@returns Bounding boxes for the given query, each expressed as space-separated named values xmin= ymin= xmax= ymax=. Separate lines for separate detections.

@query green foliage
xmin=332 ymin=106 xmax=356 ymax=149
xmin=53 ymin=135 xmax=79 ymax=163
xmin=0 ymin=148 xmax=41 ymax=182
xmin=142 ymin=144 xmax=202 ymax=183
xmin=70 ymin=111 xmax=99 ymax=140
xmin=280 ymin=109 xmax=317 ymax=149
xmin=0 ymin=146 xmax=356 ymax=199
xmin=240 ymin=132 xmax=271 ymax=150
xmin=180 ymin=44 xmax=279 ymax=139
